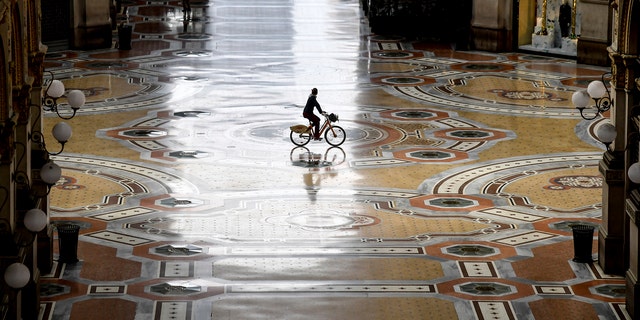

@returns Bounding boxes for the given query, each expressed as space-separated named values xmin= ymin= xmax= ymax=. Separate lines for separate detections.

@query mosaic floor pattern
xmin=38 ymin=0 xmax=628 ymax=319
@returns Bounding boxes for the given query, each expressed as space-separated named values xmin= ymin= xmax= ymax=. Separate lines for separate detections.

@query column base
xmin=626 ymin=270 xmax=640 ymax=319
xmin=73 ymin=26 xmax=112 ymax=50
xmin=598 ymin=226 xmax=626 ymax=275
xmin=471 ymin=26 xmax=511 ymax=52
xmin=577 ymin=37 xmax=609 ymax=66
xmin=37 ymin=225 xmax=53 ymax=274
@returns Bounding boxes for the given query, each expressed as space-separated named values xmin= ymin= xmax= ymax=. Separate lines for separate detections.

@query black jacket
xmin=303 ymin=94 xmax=323 ymax=114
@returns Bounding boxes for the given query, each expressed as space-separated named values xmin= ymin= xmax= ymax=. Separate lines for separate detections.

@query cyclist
xmin=303 ymin=88 xmax=324 ymax=140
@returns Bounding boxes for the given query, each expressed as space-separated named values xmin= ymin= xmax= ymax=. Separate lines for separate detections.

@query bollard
xmin=57 ymin=224 xmax=80 ymax=263
xmin=571 ymin=224 xmax=595 ymax=263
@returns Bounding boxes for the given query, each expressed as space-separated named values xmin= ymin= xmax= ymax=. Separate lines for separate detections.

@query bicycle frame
xmin=290 ymin=112 xmax=345 ymax=147
xmin=315 ymin=118 xmax=332 ymax=137
xmin=311 ymin=114 xmax=337 ymax=137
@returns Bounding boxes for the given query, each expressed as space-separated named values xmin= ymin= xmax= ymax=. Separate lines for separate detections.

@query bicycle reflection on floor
xmin=290 ymin=146 xmax=346 ymax=202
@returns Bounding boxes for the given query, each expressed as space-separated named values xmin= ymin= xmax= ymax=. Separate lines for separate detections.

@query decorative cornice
xmin=608 ymin=50 xmax=640 ymax=91
xmin=12 ymin=84 xmax=34 ymax=125
xmin=0 ymin=1 xmax=8 ymax=25
xmin=0 ymin=114 xmax=17 ymax=164
xmin=28 ymin=51 xmax=46 ymax=87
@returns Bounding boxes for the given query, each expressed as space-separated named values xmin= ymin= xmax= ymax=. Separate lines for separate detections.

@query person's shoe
xmin=314 ymin=137 xmax=322 ymax=141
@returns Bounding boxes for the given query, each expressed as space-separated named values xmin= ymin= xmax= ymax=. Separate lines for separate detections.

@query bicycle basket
xmin=328 ymin=113 xmax=339 ymax=122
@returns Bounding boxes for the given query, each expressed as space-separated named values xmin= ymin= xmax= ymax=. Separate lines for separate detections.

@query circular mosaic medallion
xmin=544 ymin=175 xmax=603 ymax=190
xmin=266 ymin=209 xmax=377 ymax=231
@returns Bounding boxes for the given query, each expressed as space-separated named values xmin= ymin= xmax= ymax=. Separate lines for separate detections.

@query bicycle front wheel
xmin=325 ymin=125 xmax=346 ymax=146
xmin=290 ymin=130 xmax=311 ymax=146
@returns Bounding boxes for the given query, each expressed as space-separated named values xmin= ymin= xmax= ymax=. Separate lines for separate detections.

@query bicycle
xmin=289 ymin=112 xmax=346 ymax=147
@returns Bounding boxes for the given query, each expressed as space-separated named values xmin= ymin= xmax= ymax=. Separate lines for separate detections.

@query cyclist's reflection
xmin=290 ymin=146 xmax=345 ymax=202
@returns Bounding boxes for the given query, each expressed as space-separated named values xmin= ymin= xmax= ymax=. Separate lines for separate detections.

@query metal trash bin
xmin=57 ymin=224 xmax=80 ymax=263
xmin=117 ymin=24 xmax=132 ymax=50
xmin=571 ymin=224 xmax=595 ymax=263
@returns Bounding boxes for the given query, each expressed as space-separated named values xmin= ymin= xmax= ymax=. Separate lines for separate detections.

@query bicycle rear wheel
xmin=290 ymin=130 xmax=311 ymax=146
xmin=325 ymin=125 xmax=346 ymax=146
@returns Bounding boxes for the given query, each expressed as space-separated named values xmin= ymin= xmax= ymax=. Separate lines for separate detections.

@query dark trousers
xmin=303 ymin=113 xmax=320 ymax=138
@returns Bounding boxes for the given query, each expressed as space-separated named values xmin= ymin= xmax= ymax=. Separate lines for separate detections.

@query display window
xmin=518 ymin=0 xmax=581 ymax=56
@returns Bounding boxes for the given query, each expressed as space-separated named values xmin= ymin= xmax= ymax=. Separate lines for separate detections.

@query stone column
xmin=624 ymin=56 xmax=640 ymax=320
xmin=72 ymin=0 xmax=112 ymax=49
xmin=599 ymin=150 xmax=627 ymax=274
xmin=626 ymin=191 xmax=640 ymax=319
xmin=596 ymin=54 xmax=630 ymax=275
xmin=470 ymin=0 xmax=513 ymax=52
xmin=576 ymin=0 xmax=611 ymax=66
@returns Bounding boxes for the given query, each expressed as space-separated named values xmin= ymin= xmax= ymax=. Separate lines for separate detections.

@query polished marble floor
xmin=38 ymin=0 xmax=628 ymax=319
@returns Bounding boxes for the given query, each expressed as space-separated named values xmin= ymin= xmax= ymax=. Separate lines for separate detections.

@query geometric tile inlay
xmin=228 ymin=247 xmax=424 ymax=255
xmin=545 ymin=175 xmax=602 ymax=190
xmin=472 ymin=301 xmax=515 ymax=320
xmin=231 ymin=284 xmax=437 ymax=293
xmin=38 ymin=1 xmax=630 ymax=319
xmin=88 ymin=285 xmax=127 ymax=295
xmin=394 ymin=110 xmax=436 ymax=119
xmin=160 ymin=261 xmax=193 ymax=278
xmin=398 ymin=149 xmax=463 ymax=163
xmin=173 ymin=111 xmax=211 ymax=118
xmin=168 ymin=150 xmax=209 ymax=159
xmin=92 ymin=207 xmax=155 ymax=221
xmin=430 ymin=197 xmax=476 ymax=207
xmin=150 ymin=282 xmax=202 ymax=296
xmin=410 ymin=194 xmax=495 ymax=212
xmin=41 ymin=261 xmax=63 ymax=278
xmin=345 ymin=191 xmax=424 ymax=199
xmin=476 ymin=208 xmax=546 ymax=222
xmin=155 ymin=244 xmax=204 ymax=256
xmin=159 ymin=197 xmax=205 ymax=208
xmin=40 ymin=283 xmax=69 ymax=297
xmin=154 ymin=301 xmax=191 ymax=320
xmin=134 ymin=140 xmax=166 ymax=151
xmin=139 ymin=194 xmax=223 ymax=212
xmin=125 ymin=205 xmax=389 ymax=238
xmin=213 ymin=257 xmax=443 ymax=281
xmin=429 ymin=154 xmax=601 ymax=195
xmin=459 ymin=261 xmax=498 ymax=277
xmin=51 ymin=155 xmax=198 ymax=195
xmin=39 ymin=303 xmax=54 ymax=320
xmin=593 ymin=284 xmax=626 ymax=298
xmin=352 ymin=159 xmax=410 ymax=167
xmin=382 ymin=77 xmax=425 ymax=85
xmin=266 ymin=209 xmax=377 ymax=231
xmin=611 ymin=303 xmax=631 ymax=320
xmin=588 ymin=263 xmax=625 ymax=280
xmin=447 ymin=129 xmax=491 ymax=139
xmin=534 ymin=285 xmax=572 ymax=295
xmin=493 ymin=231 xmax=556 ymax=246
xmin=445 ymin=245 xmax=497 ymax=257
xmin=122 ymin=128 xmax=168 ymax=138
xmin=86 ymin=231 xmax=154 ymax=246
xmin=458 ymin=282 xmax=513 ymax=296
xmin=372 ymin=51 xmax=415 ymax=58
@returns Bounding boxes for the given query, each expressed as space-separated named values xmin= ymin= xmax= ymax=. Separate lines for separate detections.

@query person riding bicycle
xmin=303 ymin=88 xmax=324 ymax=140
